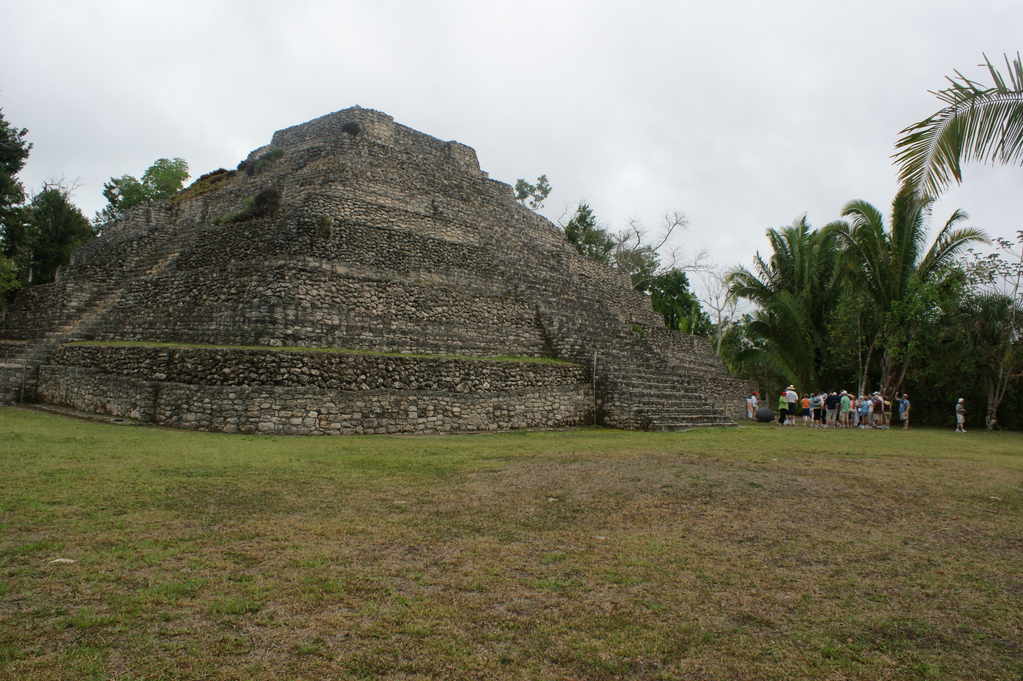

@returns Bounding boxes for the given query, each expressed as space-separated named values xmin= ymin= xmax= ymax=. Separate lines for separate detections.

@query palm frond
xmin=894 ymin=53 xmax=1023 ymax=196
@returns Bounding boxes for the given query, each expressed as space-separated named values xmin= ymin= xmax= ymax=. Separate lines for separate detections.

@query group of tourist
xmin=746 ymin=388 xmax=913 ymax=429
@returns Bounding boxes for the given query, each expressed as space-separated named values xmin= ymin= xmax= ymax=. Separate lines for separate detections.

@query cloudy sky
xmin=2 ymin=0 xmax=1021 ymax=286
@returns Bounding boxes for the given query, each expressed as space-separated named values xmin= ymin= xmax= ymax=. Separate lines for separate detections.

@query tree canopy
xmin=96 ymin=157 xmax=189 ymax=225
xmin=727 ymin=217 xmax=843 ymax=393
xmin=0 ymin=109 xmax=31 ymax=221
xmin=25 ymin=183 xmax=97 ymax=284
xmin=514 ymin=174 xmax=551 ymax=210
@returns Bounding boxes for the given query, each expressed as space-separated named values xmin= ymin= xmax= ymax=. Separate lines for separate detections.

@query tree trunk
xmin=986 ymin=382 xmax=998 ymax=430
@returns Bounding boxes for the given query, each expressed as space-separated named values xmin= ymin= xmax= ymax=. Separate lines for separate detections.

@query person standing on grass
xmin=872 ymin=393 xmax=884 ymax=428
xmin=812 ymin=391 xmax=824 ymax=427
xmin=747 ymin=391 xmax=758 ymax=420
xmin=882 ymin=396 xmax=892 ymax=429
xmin=858 ymin=395 xmax=871 ymax=428
xmin=778 ymin=393 xmax=788 ymax=425
xmin=801 ymin=394 xmax=811 ymax=426
xmin=851 ymin=394 xmax=859 ymax=427
xmin=825 ymin=390 xmax=839 ymax=428
xmin=956 ymin=398 xmax=967 ymax=432
xmin=838 ymin=390 xmax=851 ymax=428
xmin=785 ymin=386 xmax=798 ymax=426
xmin=899 ymin=394 xmax=911 ymax=430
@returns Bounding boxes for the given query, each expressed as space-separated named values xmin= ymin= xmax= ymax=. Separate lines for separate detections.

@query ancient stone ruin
xmin=0 ymin=107 xmax=753 ymax=434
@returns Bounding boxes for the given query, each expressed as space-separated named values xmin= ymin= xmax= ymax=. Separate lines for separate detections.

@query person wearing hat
xmin=839 ymin=390 xmax=851 ymax=428
xmin=785 ymin=386 xmax=798 ymax=426
xmin=858 ymin=394 xmax=872 ymax=428
xmin=955 ymin=398 xmax=967 ymax=432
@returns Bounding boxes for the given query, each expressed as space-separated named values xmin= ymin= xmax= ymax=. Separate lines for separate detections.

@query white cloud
xmin=2 ymin=0 xmax=1020 ymax=267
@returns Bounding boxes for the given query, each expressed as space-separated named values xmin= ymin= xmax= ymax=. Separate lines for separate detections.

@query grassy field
xmin=1 ymin=407 xmax=1021 ymax=680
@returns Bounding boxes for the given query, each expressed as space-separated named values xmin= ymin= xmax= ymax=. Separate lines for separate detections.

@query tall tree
xmin=25 ymin=183 xmax=97 ymax=284
xmin=895 ymin=53 xmax=1023 ymax=196
xmin=959 ymin=230 xmax=1023 ymax=429
xmin=0 ymin=109 xmax=32 ymax=253
xmin=563 ymin=202 xmax=615 ymax=263
xmin=727 ymin=216 xmax=843 ymax=393
xmin=957 ymin=293 xmax=1023 ymax=430
xmin=699 ymin=269 xmax=738 ymax=355
xmin=647 ymin=270 xmax=711 ymax=336
xmin=832 ymin=187 xmax=988 ymax=398
xmin=96 ymin=157 xmax=189 ymax=225
xmin=0 ymin=253 xmax=19 ymax=306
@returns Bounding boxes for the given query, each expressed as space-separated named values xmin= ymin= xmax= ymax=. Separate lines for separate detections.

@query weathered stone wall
xmin=86 ymin=265 xmax=547 ymax=357
xmin=642 ymin=325 xmax=756 ymax=421
xmin=0 ymin=364 xmax=35 ymax=405
xmin=40 ymin=346 xmax=592 ymax=435
xmin=1 ymin=106 xmax=752 ymax=431
xmin=51 ymin=345 xmax=586 ymax=392
xmin=0 ymin=341 xmax=27 ymax=361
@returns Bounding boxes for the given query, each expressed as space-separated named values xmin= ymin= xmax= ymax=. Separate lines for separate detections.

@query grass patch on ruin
xmin=65 ymin=340 xmax=580 ymax=365
xmin=1 ymin=408 xmax=1021 ymax=679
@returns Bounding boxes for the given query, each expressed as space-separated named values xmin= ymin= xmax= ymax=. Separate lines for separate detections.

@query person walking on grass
xmin=956 ymin=398 xmax=967 ymax=433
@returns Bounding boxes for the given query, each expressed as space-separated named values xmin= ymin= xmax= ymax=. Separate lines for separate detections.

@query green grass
xmin=1 ymin=407 xmax=1021 ymax=679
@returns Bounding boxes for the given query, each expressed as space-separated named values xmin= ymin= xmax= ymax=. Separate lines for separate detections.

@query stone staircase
xmin=505 ymin=261 xmax=736 ymax=431
xmin=0 ymin=211 xmax=199 ymax=404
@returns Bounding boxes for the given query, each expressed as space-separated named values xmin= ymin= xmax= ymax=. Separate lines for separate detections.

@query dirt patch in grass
xmin=1 ymin=410 xmax=1021 ymax=679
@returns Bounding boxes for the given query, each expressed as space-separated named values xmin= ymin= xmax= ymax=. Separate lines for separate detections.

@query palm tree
xmin=958 ymin=293 xmax=1023 ymax=430
xmin=894 ymin=53 xmax=1023 ymax=196
xmin=727 ymin=216 xmax=843 ymax=393
xmin=832 ymin=187 xmax=988 ymax=398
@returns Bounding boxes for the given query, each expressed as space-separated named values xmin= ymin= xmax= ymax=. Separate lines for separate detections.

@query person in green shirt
xmin=839 ymin=391 xmax=851 ymax=428
xmin=777 ymin=394 xmax=788 ymax=425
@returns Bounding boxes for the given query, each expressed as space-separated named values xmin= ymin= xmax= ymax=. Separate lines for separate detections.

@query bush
xmin=197 ymin=168 xmax=233 ymax=184
xmin=237 ymin=148 xmax=285 ymax=176
xmin=212 ymin=187 xmax=282 ymax=225
xmin=235 ymin=188 xmax=281 ymax=222
xmin=178 ymin=169 xmax=237 ymax=201
xmin=316 ymin=215 xmax=333 ymax=239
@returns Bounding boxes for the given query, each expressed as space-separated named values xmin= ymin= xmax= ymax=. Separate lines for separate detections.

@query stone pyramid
xmin=0 ymin=107 xmax=753 ymax=434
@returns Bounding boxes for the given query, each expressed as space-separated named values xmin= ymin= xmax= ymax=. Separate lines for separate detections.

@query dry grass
xmin=1 ymin=408 xmax=1021 ymax=679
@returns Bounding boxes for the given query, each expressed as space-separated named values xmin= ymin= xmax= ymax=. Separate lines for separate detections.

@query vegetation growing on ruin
xmin=175 ymin=168 xmax=237 ymax=202
xmin=94 ymin=158 xmax=190 ymax=226
xmin=316 ymin=214 xmax=333 ymax=238
xmin=212 ymin=187 xmax=282 ymax=225
xmin=237 ymin=147 xmax=285 ymax=176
